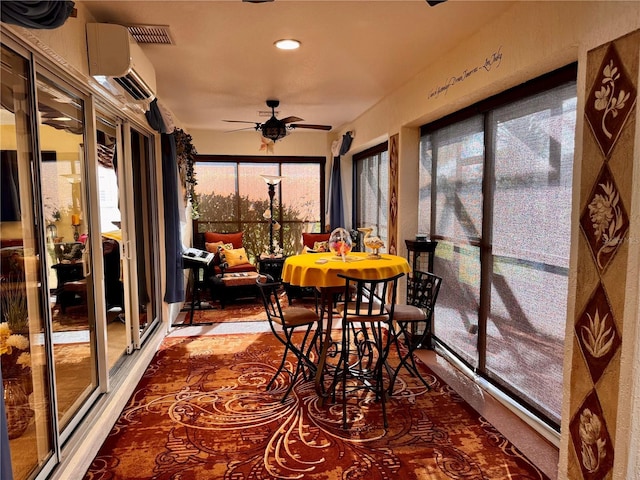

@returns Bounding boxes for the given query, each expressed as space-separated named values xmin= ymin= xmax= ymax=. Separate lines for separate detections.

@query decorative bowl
xmin=328 ymin=227 xmax=353 ymax=259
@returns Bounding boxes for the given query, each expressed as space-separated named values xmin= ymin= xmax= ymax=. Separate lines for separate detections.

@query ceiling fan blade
xmin=223 ymin=119 xmax=261 ymax=125
xmin=280 ymin=116 xmax=304 ymax=124
xmin=225 ymin=126 xmax=260 ymax=133
xmin=290 ymin=123 xmax=332 ymax=131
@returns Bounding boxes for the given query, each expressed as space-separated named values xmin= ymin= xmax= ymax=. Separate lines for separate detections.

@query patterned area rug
xmin=84 ymin=333 xmax=548 ymax=479
xmin=176 ymin=294 xmax=316 ymax=325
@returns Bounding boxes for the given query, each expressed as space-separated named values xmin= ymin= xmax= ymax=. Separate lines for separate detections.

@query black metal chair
xmin=387 ymin=270 xmax=442 ymax=394
xmin=256 ymin=275 xmax=321 ymax=402
xmin=334 ymin=272 xmax=404 ymax=429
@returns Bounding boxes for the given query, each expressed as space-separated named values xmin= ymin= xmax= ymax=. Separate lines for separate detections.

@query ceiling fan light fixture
xmin=261 ymin=121 xmax=288 ymax=141
xmin=274 ymin=39 xmax=301 ymax=50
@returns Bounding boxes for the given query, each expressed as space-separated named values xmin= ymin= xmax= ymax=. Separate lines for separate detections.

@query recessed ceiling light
xmin=274 ymin=39 xmax=301 ymax=50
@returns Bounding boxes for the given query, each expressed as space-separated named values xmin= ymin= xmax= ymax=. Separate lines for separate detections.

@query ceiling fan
xmin=224 ymin=100 xmax=332 ymax=142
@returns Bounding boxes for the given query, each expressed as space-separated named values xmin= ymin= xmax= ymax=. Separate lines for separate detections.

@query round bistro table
xmin=281 ymin=252 xmax=410 ymax=400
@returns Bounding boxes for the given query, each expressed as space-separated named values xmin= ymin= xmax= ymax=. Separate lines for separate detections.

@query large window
xmin=194 ymin=156 xmax=325 ymax=258
xmin=353 ymin=142 xmax=389 ymax=249
xmin=419 ymin=64 xmax=577 ymax=430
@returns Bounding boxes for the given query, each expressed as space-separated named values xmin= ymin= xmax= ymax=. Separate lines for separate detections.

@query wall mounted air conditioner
xmin=87 ymin=23 xmax=157 ymax=102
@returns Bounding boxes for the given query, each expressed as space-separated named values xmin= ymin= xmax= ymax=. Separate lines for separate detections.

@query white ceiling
xmin=82 ymin=1 xmax=513 ymax=133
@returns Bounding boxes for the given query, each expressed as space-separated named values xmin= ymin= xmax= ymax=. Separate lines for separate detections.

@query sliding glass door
xmin=122 ymin=127 xmax=160 ymax=346
xmin=1 ymin=42 xmax=56 ymax=480
xmin=35 ymin=73 xmax=101 ymax=438
xmin=1 ymin=37 xmax=162 ymax=480
xmin=95 ymin=117 xmax=160 ymax=359
xmin=95 ymin=113 xmax=132 ymax=369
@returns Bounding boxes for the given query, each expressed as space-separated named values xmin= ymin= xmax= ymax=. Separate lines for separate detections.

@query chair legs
xmin=337 ymin=321 xmax=392 ymax=429
xmin=388 ymin=320 xmax=431 ymax=395
xmin=267 ymin=323 xmax=320 ymax=402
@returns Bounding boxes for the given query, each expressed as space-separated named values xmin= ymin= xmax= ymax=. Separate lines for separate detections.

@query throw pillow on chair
xmin=222 ymin=247 xmax=250 ymax=267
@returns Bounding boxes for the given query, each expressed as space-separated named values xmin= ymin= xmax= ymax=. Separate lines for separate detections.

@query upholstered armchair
xmin=301 ymin=232 xmax=330 ymax=253
xmin=202 ymin=231 xmax=257 ymax=276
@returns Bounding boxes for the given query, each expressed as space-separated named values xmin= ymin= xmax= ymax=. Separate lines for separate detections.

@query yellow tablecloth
xmin=282 ymin=252 xmax=410 ymax=288
xmin=101 ymin=229 xmax=122 ymax=242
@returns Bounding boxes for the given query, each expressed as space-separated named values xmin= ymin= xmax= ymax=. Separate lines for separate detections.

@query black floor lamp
xmin=261 ymin=174 xmax=283 ymax=254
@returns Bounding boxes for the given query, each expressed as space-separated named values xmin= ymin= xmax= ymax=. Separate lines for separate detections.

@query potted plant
xmin=174 ymin=127 xmax=199 ymax=218
xmin=1 ymin=279 xmax=28 ymax=333
xmin=0 ymin=279 xmax=32 ymax=393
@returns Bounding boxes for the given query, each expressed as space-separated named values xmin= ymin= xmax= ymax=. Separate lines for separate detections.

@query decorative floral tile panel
xmin=574 ymin=282 xmax=620 ymax=385
xmin=389 ymin=134 xmax=399 ymax=255
xmin=584 ymin=43 xmax=637 ymax=159
xmin=569 ymin=389 xmax=615 ymax=480
xmin=579 ymin=163 xmax=629 ymax=273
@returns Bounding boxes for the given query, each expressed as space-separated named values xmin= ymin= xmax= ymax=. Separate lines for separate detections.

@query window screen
xmin=420 ymin=64 xmax=577 ymax=429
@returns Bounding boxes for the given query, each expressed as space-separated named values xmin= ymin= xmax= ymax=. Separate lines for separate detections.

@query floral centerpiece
xmin=0 ymin=321 xmax=31 ymax=380
xmin=329 ymin=227 xmax=353 ymax=262
xmin=1 ymin=280 xmax=31 ymax=383
xmin=1 ymin=319 xmax=33 ymax=439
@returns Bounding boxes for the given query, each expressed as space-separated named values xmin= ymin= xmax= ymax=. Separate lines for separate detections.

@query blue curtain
xmin=145 ymin=100 xmax=185 ymax=303
xmin=1 ymin=369 xmax=13 ymax=480
xmin=329 ymin=156 xmax=344 ymax=230
xmin=328 ymin=132 xmax=353 ymax=230
xmin=1 ymin=1 xmax=75 ymax=29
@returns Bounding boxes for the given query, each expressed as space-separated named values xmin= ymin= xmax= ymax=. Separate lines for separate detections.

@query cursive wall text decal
xmin=428 ymin=46 xmax=503 ymax=100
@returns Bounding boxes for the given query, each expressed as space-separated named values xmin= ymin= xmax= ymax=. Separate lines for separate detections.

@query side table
xmin=51 ymin=262 xmax=85 ymax=312
xmin=176 ymin=256 xmax=214 ymax=327
xmin=52 ymin=262 xmax=84 ymax=289
xmin=405 ymin=239 xmax=438 ymax=348
xmin=258 ymin=255 xmax=286 ymax=281
xmin=210 ymin=272 xmax=260 ymax=309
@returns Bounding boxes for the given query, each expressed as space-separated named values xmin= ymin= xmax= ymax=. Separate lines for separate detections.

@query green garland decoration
xmin=174 ymin=127 xmax=200 ymax=218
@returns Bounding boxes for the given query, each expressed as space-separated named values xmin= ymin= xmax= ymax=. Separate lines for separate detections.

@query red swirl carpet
xmin=176 ymin=295 xmax=316 ymax=325
xmin=84 ymin=332 xmax=548 ymax=479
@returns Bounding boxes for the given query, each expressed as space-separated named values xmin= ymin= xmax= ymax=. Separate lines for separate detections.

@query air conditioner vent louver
xmin=127 ymin=25 xmax=173 ymax=45
xmin=114 ymin=74 xmax=151 ymax=101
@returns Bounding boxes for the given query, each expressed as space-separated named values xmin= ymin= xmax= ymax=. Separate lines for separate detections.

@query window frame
xmin=194 ymin=154 xmax=326 ymax=256
xmin=419 ymin=63 xmax=578 ymax=431
xmin=352 ymin=142 xmax=389 ymax=246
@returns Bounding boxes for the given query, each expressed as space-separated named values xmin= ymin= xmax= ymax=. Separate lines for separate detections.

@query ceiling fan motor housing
xmin=261 ymin=116 xmax=288 ymax=141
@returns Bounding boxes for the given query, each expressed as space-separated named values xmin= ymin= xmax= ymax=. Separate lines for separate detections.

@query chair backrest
xmin=301 ymin=232 xmax=330 ymax=250
xmin=407 ymin=270 xmax=442 ymax=314
xmin=338 ymin=272 xmax=405 ymax=320
xmin=255 ymin=274 xmax=286 ymax=325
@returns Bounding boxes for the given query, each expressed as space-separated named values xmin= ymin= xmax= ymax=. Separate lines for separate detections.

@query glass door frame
xmin=88 ymin=105 xmax=135 ymax=385
xmin=119 ymin=121 xmax=162 ymax=349
xmin=1 ymin=37 xmax=59 ymax=478
xmin=32 ymin=60 xmax=104 ymax=446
